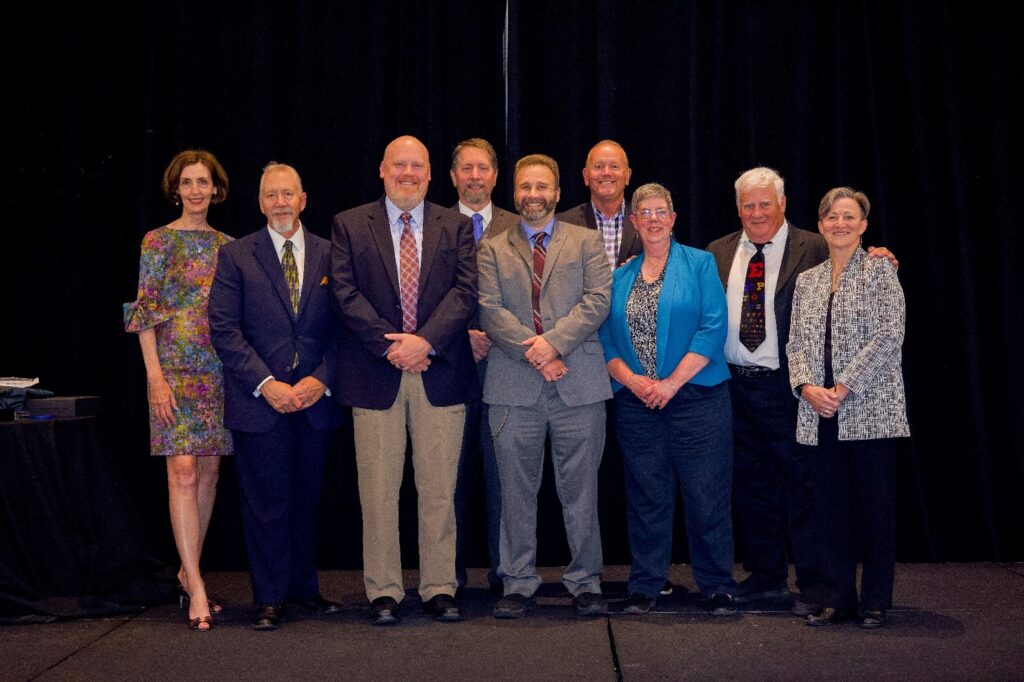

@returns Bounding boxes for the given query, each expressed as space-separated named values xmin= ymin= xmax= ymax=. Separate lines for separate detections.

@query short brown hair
xmin=161 ymin=149 xmax=229 ymax=205
xmin=451 ymin=138 xmax=498 ymax=171
xmin=818 ymin=186 xmax=870 ymax=219
xmin=514 ymin=154 xmax=560 ymax=188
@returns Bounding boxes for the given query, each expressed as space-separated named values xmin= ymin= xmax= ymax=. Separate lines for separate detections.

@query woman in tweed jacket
xmin=788 ymin=187 xmax=909 ymax=629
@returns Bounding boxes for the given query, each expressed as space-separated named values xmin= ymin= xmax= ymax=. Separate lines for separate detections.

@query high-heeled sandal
xmin=188 ymin=615 xmax=213 ymax=631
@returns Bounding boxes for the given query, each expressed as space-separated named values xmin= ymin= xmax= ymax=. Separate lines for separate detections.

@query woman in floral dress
xmin=124 ymin=150 xmax=233 ymax=631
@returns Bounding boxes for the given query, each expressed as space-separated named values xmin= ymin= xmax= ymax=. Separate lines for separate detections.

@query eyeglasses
xmin=637 ymin=208 xmax=671 ymax=220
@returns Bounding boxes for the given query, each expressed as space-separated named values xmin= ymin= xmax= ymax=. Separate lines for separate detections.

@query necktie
xmin=399 ymin=212 xmax=419 ymax=333
xmin=282 ymin=240 xmax=299 ymax=313
xmin=739 ymin=242 xmax=767 ymax=352
xmin=531 ymin=232 xmax=547 ymax=334
xmin=472 ymin=212 xmax=484 ymax=242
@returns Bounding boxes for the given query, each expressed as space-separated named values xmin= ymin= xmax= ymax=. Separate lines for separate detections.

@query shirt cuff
xmin=254 ymin=375 xmax=273 ymax=397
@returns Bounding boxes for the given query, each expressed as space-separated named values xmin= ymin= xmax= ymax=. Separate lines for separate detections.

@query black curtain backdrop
xmin=9 ymin=1 xmax=1022 ymax=573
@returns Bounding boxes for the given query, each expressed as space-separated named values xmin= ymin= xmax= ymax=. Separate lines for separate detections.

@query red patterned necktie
xmin=399 ymin=212 xmax=419 ymax=333
xmin=739 ymin=242 xmax=767 ymax=352
xmin=532 ymin=232 xmax=547 ymax=334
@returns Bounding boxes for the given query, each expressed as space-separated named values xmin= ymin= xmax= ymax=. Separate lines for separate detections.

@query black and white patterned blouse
xmin=626 ymin=252 xmax=668 ymax=378
xmin=788 ymin=247 xmax=909 ymax=445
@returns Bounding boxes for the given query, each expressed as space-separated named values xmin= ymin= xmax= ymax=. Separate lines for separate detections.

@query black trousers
xmin=730 ymin=368 xmax=822 ymax=594
xmin=809 ymin=416 xmax=897 ymax=612
xmin=233 ymin=413 xmax=332 ymax=605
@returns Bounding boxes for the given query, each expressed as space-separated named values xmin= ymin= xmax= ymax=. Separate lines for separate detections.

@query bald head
xmin=380 ymin=135 xmax=432 ymax=211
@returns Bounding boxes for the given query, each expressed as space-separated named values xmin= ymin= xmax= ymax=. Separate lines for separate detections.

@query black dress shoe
xmin=288 ymin=595 xmax=342 ymax=614
xmin=859 ymin=609 xmax=887 ymax=629
xmin=805 ymin=606 xmax=849 ymax=627
xmin=252 ymin=604 xmax=283 ymax=631
xmin=493 ymin=593 xmax=535 ymax=619
xmin=370 ymin=596 xmax=400 ymax=626
xmin=707 ymin=592 xmax=737 ymax=616
xmin=573 ymin=591 xmax=609 ymax=617
xmin=423 ymin=594 xmax=463 ymax=622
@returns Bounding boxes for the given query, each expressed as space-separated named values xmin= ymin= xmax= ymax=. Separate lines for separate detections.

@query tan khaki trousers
xmin=353 ymin=371 xmax=465 ymax=603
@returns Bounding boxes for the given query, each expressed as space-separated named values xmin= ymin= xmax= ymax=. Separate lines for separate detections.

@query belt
xmin=728 ymin=364 xmax=778 ymax=378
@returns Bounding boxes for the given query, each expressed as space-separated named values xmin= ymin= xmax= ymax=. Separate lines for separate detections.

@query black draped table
xmin=0 ymin=417 xmax=171 ymax=623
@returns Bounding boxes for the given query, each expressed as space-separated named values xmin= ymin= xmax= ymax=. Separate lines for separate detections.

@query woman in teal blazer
xmin=598 ymin=183 xmax=735 ymax=615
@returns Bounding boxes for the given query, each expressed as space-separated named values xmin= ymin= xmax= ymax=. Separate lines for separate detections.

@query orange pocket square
xmin=320 ymin=276 xmax=328 ymax=286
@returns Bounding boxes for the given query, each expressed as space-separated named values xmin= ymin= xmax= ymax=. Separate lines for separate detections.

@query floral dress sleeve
xmin=124 ymin=229 xmax=174 ymax=332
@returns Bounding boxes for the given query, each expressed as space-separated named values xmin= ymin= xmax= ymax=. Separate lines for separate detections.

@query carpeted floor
xmin=3 ymin=563 xmax=1022 ymax=681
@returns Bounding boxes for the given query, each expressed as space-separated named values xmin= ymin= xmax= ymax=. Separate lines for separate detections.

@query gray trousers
xmin=490 ymin=383 xmax=605 ymax=597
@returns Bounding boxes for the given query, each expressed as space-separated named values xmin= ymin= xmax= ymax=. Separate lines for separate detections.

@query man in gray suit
xmin=478 ymin=153 xmax=612 ymax=619
xmin=448 ymin=138 xmax=518 ymax=594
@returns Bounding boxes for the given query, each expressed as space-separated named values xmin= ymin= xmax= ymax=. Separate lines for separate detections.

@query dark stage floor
xmin=3 ymin=563 xmax=1022 ymax=681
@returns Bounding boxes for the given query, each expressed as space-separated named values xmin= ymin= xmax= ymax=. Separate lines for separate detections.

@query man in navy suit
xmin=331 ymin=135 xmax=479 ymax=625
xmin=209 ymin=162 xmax=343 ymax=631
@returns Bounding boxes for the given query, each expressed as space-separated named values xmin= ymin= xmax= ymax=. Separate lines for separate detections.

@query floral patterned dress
xmin=124 ymin=227 xmax=234 ymax=457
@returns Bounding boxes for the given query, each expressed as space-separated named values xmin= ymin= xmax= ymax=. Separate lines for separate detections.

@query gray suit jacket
xmin=556 ymin=202 xmax=642 ymax=268
xmin=478 ymin=219 xmax=612 ymax=407
xmin=452 ymin=203 xmax=519 ymax=331
xmin=706 ymin=224 xmax=828 ymax=374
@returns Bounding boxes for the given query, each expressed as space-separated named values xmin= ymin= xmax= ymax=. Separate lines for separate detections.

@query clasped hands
xmin=800 ymin=383 xmax=850 ymax=418
xmin=262 ymin=376 xmax=327 ymax=414
xmin=384 ymin=332 xmax=432 ymax=373
xmin=523 ymin=335 xmax=568 ymax=382
xmin=627 ymin=374 xmax=681 ymax=410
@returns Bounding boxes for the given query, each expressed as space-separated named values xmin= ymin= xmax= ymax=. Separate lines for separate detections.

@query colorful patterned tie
xmin=399 ymin=212 xmax=419 ymax=333
xmin=739 ymin=242 xmax=767 ymax=352
xmin=531 ymin=232 xmax=547 ymax=334
xmin=282 ymin=240 xmax=299 ymax=314
xmin=472 ymin=212 xmax=484 ymax=242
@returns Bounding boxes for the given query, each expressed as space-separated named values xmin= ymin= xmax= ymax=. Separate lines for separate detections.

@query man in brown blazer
xmin=331 ymin=135 xmax=479 ymax=626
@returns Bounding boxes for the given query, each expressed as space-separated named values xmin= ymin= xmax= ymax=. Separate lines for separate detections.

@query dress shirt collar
xmin=592 ymin=200 xmax=626 ymax=222
xmin=457 ymin=200 xmax=493 ymax=227
xmin=384 ymin=197 xmax=425 ymax=234
xmin=266 ymin=222 xmax=306 ymax=257
xmin=520 ymin=216 xmax=555 ymax=244
xmin=741 ymin=220 xmax=789 ymax=251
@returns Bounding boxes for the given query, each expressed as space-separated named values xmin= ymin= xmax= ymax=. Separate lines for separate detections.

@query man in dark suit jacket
xmin=556 ymin=140 xmax=642 ymax=270
xmin=331 ymin=135 xmax=479 ymax=626
xmin=707 ymin=166 xmax=895 ymax=615
xmin=448 ymin=138 xmax=518 ymax=595
xmin=209 ymin=163 xmax=343 ymax=631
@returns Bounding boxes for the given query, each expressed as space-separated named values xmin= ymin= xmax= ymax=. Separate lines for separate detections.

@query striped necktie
xmin=531 ymin=232 xmax=547 ymax=334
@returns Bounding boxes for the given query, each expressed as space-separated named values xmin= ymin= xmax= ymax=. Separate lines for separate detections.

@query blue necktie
xmin=472 ymin=213 xmax=484 ymax=242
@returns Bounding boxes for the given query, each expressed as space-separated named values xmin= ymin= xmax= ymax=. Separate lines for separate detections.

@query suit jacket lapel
xmin=368 ymin=199 xmax=401 ymax=298
xmin=713 ymin=232 xmax=740 ymax=286
xmin=253 ymin=230 xmax=296 ymax=319
xmin=540 ymin=223 xmax=566 ymax=290
xmin=418 ymin=203 xmax=440 ymax=294
xmin=296 ymin=237 xmax=324 ymax=320
xmin=777 ymin=227 xmax=807 ymax=296
xmin=508 ymin=223 xmax=533 ymax=271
